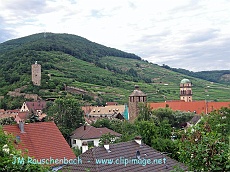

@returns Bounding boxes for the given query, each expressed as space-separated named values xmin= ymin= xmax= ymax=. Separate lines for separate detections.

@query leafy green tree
xmin=72 ymin=147 xmax=81 ymax=157
xmin=151 ymin=108 xmax=194 ymax=128
xmin=177 ymin=107 xmax=230 ymax=171
xmin=47 ymin=98 xmax=84 ymax=139
xmin=127 ymin=68 xmax=138 ymax=77
xmin=112 ymin=120 xmax=138 ymax=142
xmin=137 ymin=103 xmax=154 ymax=121
xmin=0 ymin=117 xmax=16 ymax=125
xmin=99 ymin=133 xmax=116 ymax=146
xmin=136 ymin=120 xmax=157 ymax=146
xmin=92 ymin=118 xmax=111 ymax=129
xmin=0 ymin=127 xmax=49 ymax=171
xmin=0 ymin=96 xmax=25 ymax=110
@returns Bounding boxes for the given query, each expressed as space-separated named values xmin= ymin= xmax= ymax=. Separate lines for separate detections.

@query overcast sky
xmin=0 ymin=0 xmax=230 ymax=71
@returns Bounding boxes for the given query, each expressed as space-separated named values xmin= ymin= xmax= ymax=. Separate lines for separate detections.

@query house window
xmin=88 ymin=141 xmax=94 ymax=148
xmin=73 ymin=140 xmax=76 ymax=144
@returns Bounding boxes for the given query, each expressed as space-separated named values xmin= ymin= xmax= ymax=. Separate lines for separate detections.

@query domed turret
xmin=180 ymin=78 xmax=191 ymax=84
xmin=180 ymin=79 xmax=192 ymax=102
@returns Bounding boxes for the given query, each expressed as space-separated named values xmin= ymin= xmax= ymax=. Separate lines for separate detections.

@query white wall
xmin=71 ymin=138 xmax=100 ymax=148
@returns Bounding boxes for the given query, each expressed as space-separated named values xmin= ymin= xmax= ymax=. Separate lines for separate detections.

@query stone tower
xmin=128 ymin=85 xmax=147 ymax=122
xmin=31 ymin=61 xmax=41 ymax=86
xmin=180 ymin=79 xmax=192 ymax=102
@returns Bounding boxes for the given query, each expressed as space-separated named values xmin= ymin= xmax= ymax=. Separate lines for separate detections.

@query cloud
xmin=0 ymin=0 xmax=230 ymax=71
xmin=185 ymin=29 xmax=219 ymax=44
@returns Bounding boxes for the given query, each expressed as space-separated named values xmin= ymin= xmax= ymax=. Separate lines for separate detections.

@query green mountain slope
xmin=0 ymin=33 xmax=229 ymax=106
xmin=161 ymin=65 xmax=230 ymax=84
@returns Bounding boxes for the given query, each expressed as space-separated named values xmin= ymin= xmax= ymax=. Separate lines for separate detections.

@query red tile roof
xmin=106 ymin=102 xmax=118 ymax=106
xmin=61 ymin=140 xmax=187 ymax=172
xmin=3 ymin=122 xmax=75 ymax=165
xmin=71 ymin=125 xmax=121 ymax=139
xmin=148 ymin=101 xmax=230 ymax=114
xmin=81 ymin=106 xmax=93 ymax=115
xmin=0 ymin=109 xmax=20 ymax=119
xmin=25 ymin=101 xmax=46 ymax=112
xmin=14 ymin=112 xmax=29 ymax=123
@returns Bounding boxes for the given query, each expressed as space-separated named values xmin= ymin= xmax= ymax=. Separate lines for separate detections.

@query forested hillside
xmin=0 ymin=33 xmax=230 ymax=109
xmin=162 ymin=64 xmax=230 ymax=84
xmin=0 ymin=32 xmax=140 ymax=62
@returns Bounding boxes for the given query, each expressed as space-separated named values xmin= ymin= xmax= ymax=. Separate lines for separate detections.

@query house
xmin=87 ymin=105 xmax=128 ymax=119
xmin=181 ymin=115 xmax=203 ymax=132
xmin=188 ymin=115 xmax=202 ymax=125
xmin=20 ymin=101 xmax=47 ymax=122
xmin=0 ymin=108 xmax=45 ymax=124
xmin=20 ymin=100 xmax=46 ymax=115
xmin=70 ymin=125 xmax=121 ymax=148
xmin=61 ymin=136 xmax=187 ymax=172
xmin=84 ymin=104 xmax=129 ymax=124
xmin=3 ymin=121 xmax=76 ymax=168
xmin=0 ymin=109 xmax=19 ymax=120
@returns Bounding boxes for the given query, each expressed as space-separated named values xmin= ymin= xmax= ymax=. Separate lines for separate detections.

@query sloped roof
xmin=60 ymin=140 xmax=187 ymax=172
xmin=82 ymin=106 xmax=93 ymax=115
xmin=70 ymin=125 xmax=121 ymax=139
xmin=0 ymin=109 xmax=20 ymax=119
xmin=25 ymin=101 xmax=46 ymax=112
xmin=189 ymin=115 xmax=202 ymax=125
xmin=106 ymin=102 xmax=118 ymax=106
xmin=88 ymin=105 xmax=125 ymax=116
xmin=3 ymin=122 xmax=75 ymax=164
xmin=129 ymin=89 xmax=146 ymax=97
xmin=14 ymin=112 xmax=29 ymax=123
xmin=207 ymin=101 xmax=230 ymax=112
xmin=148 ymin=101 xmax=230 ymax=115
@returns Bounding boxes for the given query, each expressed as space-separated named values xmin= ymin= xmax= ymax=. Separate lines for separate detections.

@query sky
xmin=0 ymin=0 xmax=230 ymax=72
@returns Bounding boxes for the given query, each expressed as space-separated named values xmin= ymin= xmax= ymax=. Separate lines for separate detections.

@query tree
xmin=0 ymin=127 xmax=49 ymax=171
xmin=0 ymin=117 xmax=16 ymax=125
xmin=177 ymin=107 xmax=230 ymax=171
xmin=92 ymin=119 xmax=138 ymax=142
xmin=92 ymin=118 xmax=111 ymax=129
xmin=136 ymin=120 xmax=157 ymax=145
xmin=47 ymin=98 xmax=84 ymax=139
xmin=99 ymin=133 xmax=116 ymax=146
xmin=151 ymin=108 xmax=194 ymax=128
xmin=137 ymin=103 xmax=154 ymax=121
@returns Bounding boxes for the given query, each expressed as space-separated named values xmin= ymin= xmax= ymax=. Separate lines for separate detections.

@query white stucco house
xmin=70 ymin=125 xmax=121 ymax=148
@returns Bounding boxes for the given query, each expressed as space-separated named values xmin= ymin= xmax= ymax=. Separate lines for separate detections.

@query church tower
xmin=180 ymin=79 xmax=192 ymax=102
xmin=128 ymin=85 xmax=147 ymax=122
xmin=31 ymin=61 xmax=41 ymax=86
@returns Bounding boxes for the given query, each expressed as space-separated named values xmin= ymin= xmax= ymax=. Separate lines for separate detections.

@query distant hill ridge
xmin=0 ymin=33 xmax=230 ymax=105
xmin=0 ymin=33 xmax=141 ymax=62
xmin=161 ymin=64 xmax=230 ymax=84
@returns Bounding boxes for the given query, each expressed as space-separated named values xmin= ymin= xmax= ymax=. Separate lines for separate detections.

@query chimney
xmin=82 ymin=142 xmax=88 ymax=153
xmin=134 ymin=136 xmax=142 ymax=145
xmin=19 ymin=120 xmax=25 ymax=133
xmin=104 ymin=140 xmax=111 ymax=152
